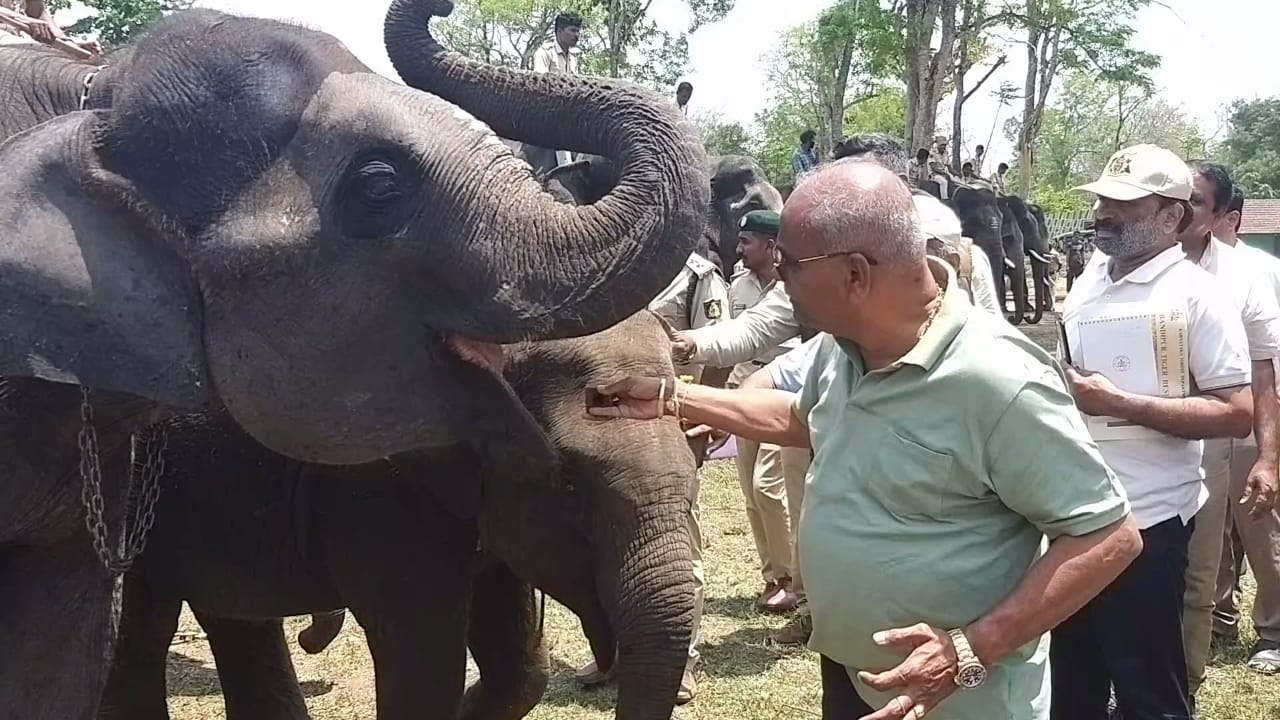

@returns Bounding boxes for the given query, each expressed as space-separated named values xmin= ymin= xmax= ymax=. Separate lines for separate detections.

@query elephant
xmin=1026 ymin=202 xmax=1057 ymax=313
xmin=99 ymin=310 xmax=697 ymax=720
xmin=995 ymin=195 xmax=1029 ymax=323
xmin=949 ymin=185 xmax=1007 ymax=312
xmin=1004 ymin=194 xmax=1051 ymax=324
xmin=0 ymin=2 xmax=709 ymax=717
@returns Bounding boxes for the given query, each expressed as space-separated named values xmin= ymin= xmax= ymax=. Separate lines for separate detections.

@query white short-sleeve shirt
xmin=1196 ymin=237 xmax=1280 ymax=362
xmin=1061 ymin=243 xmax=1252 ymax=529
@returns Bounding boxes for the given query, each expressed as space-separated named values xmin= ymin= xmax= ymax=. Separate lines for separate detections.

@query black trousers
xmin=1050 ymin=516 xmax=1195 ymax=720
xmin=821 ymin=655 xmax=875 ymax=718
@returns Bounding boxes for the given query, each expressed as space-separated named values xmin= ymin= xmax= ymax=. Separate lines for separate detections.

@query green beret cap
xmin=739 ymin=209 xmax=780 ymax=236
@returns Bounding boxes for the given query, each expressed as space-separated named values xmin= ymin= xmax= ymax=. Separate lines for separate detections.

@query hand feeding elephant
xmin=100 ymin=310 xmax=697 ymax=720
xmin=0 ymin=2 xmax=708 ymax=718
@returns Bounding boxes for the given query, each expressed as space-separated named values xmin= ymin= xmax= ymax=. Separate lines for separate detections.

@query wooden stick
xmin=0 ymin=6 xmax=103 ymax=64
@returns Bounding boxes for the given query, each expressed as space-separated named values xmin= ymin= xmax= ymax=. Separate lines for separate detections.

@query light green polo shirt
xmin=793 ymin=258 xmax=1129 ymax=720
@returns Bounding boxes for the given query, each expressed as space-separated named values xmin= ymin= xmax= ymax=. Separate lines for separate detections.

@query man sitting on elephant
xmin=0 ymin=0 xmax=100 ymax=53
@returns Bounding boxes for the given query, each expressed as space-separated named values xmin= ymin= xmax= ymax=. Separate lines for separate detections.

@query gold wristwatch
xmin=948 ymin=628 xmax=987 ymax=689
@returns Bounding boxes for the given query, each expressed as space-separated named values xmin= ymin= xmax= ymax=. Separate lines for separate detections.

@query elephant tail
xmin=296 ymin=609 xmax=346 ymax=654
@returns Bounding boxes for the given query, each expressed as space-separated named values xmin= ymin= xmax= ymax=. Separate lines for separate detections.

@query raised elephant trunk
xmin=596 ymin=495 xmax=695 ymax=720
xmin=384 ymin=0 xmax=709 ymax=340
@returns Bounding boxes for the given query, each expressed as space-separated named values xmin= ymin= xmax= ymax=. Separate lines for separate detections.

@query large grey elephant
xmin=0 ymin=2 xmax=707 ymax=717
xmin=99 ymin=311 xmax=696 ymax=720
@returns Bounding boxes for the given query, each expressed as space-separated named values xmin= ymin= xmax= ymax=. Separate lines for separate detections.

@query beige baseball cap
xmin=1073 ymin=143 xmax=1193 ymax=202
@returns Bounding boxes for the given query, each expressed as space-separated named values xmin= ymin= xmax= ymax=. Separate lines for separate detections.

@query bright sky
xmin=76 ymin=0 xmax=1280 ymax=168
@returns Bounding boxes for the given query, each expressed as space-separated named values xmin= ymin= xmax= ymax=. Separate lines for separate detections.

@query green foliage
xmin=58 ymin=0 xmax=193 ymax=48
xmin=844 ymin=88 xmax=907 ymax=139
xmin=693 ymin=112 xmax=755 ymax=158
xmin=1220 ymin=99 xmax=1280 ymax=200
xmin=436 ymin=0 xmax=731 ymax=90
xmin=1005 ymin=70 xmax=1202 ymax=207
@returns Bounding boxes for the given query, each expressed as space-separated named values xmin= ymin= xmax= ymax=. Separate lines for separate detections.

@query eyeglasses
xmin=776 ymin=251 xmax=877 ymax=280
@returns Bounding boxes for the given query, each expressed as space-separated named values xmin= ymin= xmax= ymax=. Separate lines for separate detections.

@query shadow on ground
xmin=166 ymin=651 xmax=334 ymax=698
xmin=538 ymin=655 xmax=620 ymax=712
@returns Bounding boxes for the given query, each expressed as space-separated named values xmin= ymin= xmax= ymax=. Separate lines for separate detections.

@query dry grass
xmin=165 ymin=294 xmax=1280 ymax=718
xmin=164 ymin=460 xmax=1279 ymax=719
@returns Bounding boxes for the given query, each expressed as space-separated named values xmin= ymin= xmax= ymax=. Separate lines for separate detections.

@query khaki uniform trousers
xmin=1213 ymin=442 xmax=1280 ymax=646
xmin=1184 ymin=438 xmax=1233 ymax=694
xmin=734 ymin=437 xmax=809 ymax=592
xmin=686 ymin=464 xmax=703 ymax=672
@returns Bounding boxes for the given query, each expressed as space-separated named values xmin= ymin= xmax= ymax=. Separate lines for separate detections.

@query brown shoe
xmin=574 ymin=659 xmax=614 ymax=687
xmin=676 ymin=669 xmax=697 ymax=704
xmin=761 ymin=579 xmax=800 ymax=614
xmin=772 ymin=612 xmax=812 ymax=645
xmin=753 ymin=580 xmax=780 ymax=611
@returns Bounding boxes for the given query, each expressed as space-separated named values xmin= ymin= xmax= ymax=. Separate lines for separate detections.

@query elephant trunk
xmin=384 ymin=0 xmax=709 ymax=341
xmin=597 ymin=495 xmax=695 ymax=720
xmin=1024 ymin=251 xmax=1048 ymax=325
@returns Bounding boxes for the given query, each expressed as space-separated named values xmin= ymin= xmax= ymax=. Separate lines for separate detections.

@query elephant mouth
xmin=446 ymin=334 xmax=507 ymax=375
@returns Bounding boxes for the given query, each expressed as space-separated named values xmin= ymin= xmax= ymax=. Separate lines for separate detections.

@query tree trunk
xmin=904 ymin=0 xmax=958 ymax=158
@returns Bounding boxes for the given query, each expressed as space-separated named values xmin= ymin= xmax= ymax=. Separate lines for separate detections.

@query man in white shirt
xmin=1210 ymin=185 xmax=1280 ymax=673
xmin=0 ymin=0 xmax=99 ymax=52
xmin=1056 ymin=144 xmax=1254 ymax=719
xmin=529 ymin=11 xmax=583 ymax=169
xmin=1177 ymin=161 xmax=1280 ymax=696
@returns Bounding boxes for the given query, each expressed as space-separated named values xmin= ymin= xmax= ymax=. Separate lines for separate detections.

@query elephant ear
xmin=0 ymin=111 xmax=210 ymax=410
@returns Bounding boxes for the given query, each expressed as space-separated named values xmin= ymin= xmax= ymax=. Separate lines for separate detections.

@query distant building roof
xmin=1240 ymin=199 xmax=1280 ymax=235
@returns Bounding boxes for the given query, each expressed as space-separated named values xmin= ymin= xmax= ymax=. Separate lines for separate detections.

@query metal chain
xmin=78 ymin=386 xmax=167 ymax=577
xmin=78 ymin=68 xmax=99 ymax=111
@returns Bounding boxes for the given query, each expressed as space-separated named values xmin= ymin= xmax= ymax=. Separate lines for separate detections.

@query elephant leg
xmin=462 ymin=559 xmax=550 ymax=720
xmin=333 ymin=498 xmax=478 ymax=720
xmin=297 ymin=609 xmax=346 ymax=654
xmin=0 ymin=540 xmax=119 ymax=720
xmin=99 ymin=571 xmax=182 ymax=720
xmin=196 ymin=611 xmax=310 ymax=720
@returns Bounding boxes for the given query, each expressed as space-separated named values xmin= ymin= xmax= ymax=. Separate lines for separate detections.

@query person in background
xmin=725 ymin=210 xmax=804 ymax=616
xmin=970 ymin=144 xmax=987 ymax=175
xmin=1056 ymin=144 xmax=1254 ymax=720
xmin=1209 ymin=184 xmax=1280 ymax=674
xmin=1177 ymin=161 xmax=1280 ymax=698
xmin=1 ymin=0 xmax=100 ymax=52
xmin=992 ymin=162 xmax=1010 ymax=194
xmin=961 ymin=162 xmax=977 ymax=182
xmin=589 ymin=159 xmax=1142 ymax=720
xmin=675 ymin=80 xmax=693 ymax=116
xmin=530 ymin=11 xmax=583 ymax=169
xmin=910 ymin=148 xmax=932 ymax=188
xmin=792 ymin=129 xmax=818 ymax=180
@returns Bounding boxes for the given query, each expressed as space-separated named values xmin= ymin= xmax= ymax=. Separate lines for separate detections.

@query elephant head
xmin=0 ymin=5 xmax=708 ymax=465
xmin=479 ymin=311 xmax=697 ymax=720
xmin=707 ymin=155 xmax=784 ymax=277
xmin=949 ymin=185 xmax=1005 ymax=314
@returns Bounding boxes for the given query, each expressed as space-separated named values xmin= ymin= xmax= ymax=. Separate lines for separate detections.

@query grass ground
xmin=164 ymin=458 xmax=1280 ymax=719
xmin=164 ymin=292 xmax=1280 ymax=719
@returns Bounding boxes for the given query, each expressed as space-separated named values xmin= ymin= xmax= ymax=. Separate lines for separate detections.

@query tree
xmin=948 ymin=0 xmax=1005 ymax=171
xmin=435 ymin=0 xmax=733 ymax=90
xmin=1010 ymin=0 xmax=1159 ymax=195
xmin=902 ymin=0 xmax=958 ymax=154
xmin=1007 ymin=70 xmax=1204 ymax=212
xmin=1220 ymin=98 xmax=1280 ymax=199
xmin=692 ymin=111 xmax=755 ymax=157
xmin=50 ymin=0 xmax=193 ymax=49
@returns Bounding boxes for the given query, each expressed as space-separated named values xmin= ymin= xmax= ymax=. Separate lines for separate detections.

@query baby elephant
xmin=98 ymin=311 xmax=699 ymax=720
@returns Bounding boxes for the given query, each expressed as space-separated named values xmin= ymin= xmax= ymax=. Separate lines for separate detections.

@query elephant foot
xmin=297 ymin=610 xmax=346 ymax=654
xmin=461 ymin=676 xmax=548 ymax=720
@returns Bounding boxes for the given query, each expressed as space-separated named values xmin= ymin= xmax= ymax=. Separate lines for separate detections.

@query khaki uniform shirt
xmin=648 ymin=253 xmax=729 ymax=380
xmin=795 ymin=258 xmax=1130 ymax=720
xmin=726 ymin=264 xmax=800 ymax=387
xmin=531 ymin=41 xmax=580 ymax=75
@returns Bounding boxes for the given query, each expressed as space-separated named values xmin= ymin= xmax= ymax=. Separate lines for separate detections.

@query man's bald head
xmin=782 ymin=158 xmax=925 ymax=268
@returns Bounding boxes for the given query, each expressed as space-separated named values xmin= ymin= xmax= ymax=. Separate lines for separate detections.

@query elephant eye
xmin=337 ymin=153 xmax=419 ymax=239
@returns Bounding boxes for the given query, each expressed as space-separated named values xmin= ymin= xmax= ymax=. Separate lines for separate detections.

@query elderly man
xmin=1058 ymin=144 xmax=1254 ymax=719
xmin=1175 ymin=161 xmax=1280 ymax=696
xmin=590 ymin=159 xmax=1142 ymax=720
